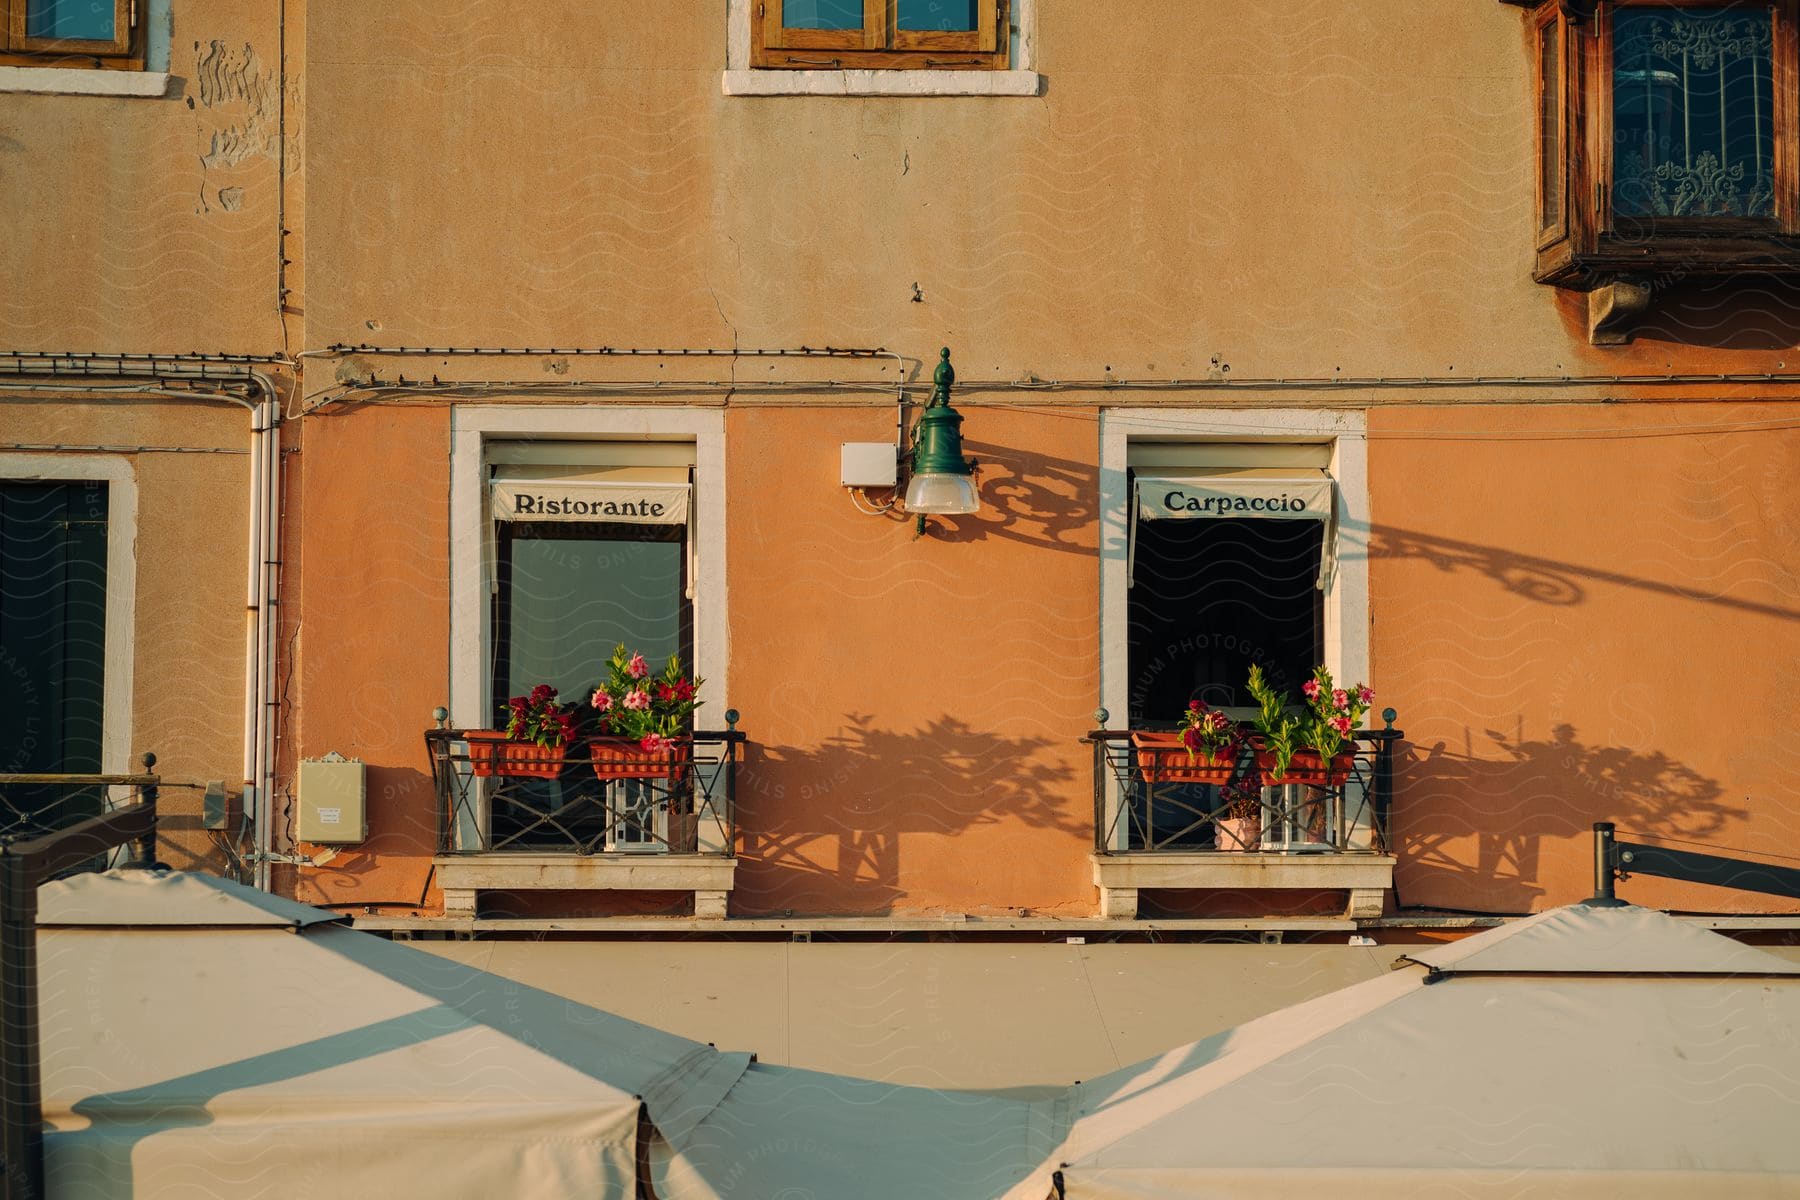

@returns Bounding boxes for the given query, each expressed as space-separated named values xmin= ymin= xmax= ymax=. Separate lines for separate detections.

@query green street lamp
xmin=905 ymin=348 xmax=980 ymax=517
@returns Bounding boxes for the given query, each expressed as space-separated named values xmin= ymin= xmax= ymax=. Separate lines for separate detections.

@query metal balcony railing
xmin=0 ymin=755 xmax=162 ymax=876
xmin=1088 ymin=712 xmax=1402 ymax=856
xmin=425 ymin=717 xmax=742 ymax=857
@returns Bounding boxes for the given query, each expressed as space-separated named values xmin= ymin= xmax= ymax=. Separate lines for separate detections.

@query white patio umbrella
xmin=38 ymin=870 xmax=749 ymax=1199
xmin=1008 ymin=902 xmax=1800 ymax=1199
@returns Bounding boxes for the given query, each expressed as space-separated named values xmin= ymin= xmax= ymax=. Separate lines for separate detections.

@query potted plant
xmin=1247 ymin=664 xmax=1370 ymax=787
xmin=465 ymin=684 xmax=578 ymax=779
xmin=1132 ymin=700 xmax=1242 ymax=786
xmin=1213 ymin=776 xmax=1263 ymax=852
xmin=1292 ymin=666 xmax=1372 ymax=787
xmin=588 ymin=645 xmax=704 ymax=784
xmin=1245 ymin=664 xmax=1304 ymax=784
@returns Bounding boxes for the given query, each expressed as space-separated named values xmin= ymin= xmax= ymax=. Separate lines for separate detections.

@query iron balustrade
xmin=425 ymin=722 xmax=742 ymax=857
xmin=1087 ymin=713 xmax=1402 ymax=856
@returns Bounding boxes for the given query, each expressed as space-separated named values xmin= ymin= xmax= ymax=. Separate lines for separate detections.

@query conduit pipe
xmin=0 ymin=361 xmax=283 ymax=891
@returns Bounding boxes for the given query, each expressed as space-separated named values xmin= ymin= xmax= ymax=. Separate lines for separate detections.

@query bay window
xmin=1518 ymin=0 xmax=1800 ymax=342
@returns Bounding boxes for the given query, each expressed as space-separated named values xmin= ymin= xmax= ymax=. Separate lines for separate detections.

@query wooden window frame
xmin=753 ymin=0 xmax=1007 ymax=70
xmin=0 ymin=0 xmax=140 ymax=70
xmin=1521 ymin=0 xmax=1800 ymax=287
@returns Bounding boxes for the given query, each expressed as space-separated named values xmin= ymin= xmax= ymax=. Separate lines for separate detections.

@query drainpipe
xmin=0 ymin=357 xmax=283 ymax=890
xmin=245 ymin=395 xmax=282 ymax=892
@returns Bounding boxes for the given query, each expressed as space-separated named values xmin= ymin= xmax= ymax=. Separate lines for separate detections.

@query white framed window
xmin=0 ymin=0 xmax=172 ymax=96
xmin=449 ymin=408 xmax=728 ymax=736
xmin=0 ymin=454 xmax=137 ymax=784
xmin=1098 ymin=410 xmax=1372 ymax=851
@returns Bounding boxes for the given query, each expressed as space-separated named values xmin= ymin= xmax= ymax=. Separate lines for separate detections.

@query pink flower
xmin=1206 ymin=711 xmax=1229 ymax=733
xmin=1301 ymin=679 xmax=1321 ymax=700
xmin=1331 ymin=688 xmax=1348 ymax=710
xmin=591 ymin=689 xmax=612 ymax=712
xmin=1331 ymin=715 xmax=1353 ymax=735
xmin=1181 ymin=727 xmax=1202 ymax=750
xmin=627 ymin=653 xmax=649 ymax=680
xmin=622 ymin=688 xmax=650 ymax=711
xmin=639 ymin=733 xmax=666 ymax=753
xmin=1357 ymin=686 xmax=1374 ymax=705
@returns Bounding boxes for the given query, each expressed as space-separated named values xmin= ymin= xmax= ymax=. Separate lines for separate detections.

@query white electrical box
xmin=297 ymin=753 xmax=367 ymax=844
xmin=840 ymin=442 xmax=898 ymax=488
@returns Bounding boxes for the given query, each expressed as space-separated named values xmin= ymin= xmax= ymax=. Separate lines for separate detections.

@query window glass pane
xmin=782 ymin=0 xmax=864 ymax=30
xmin=897 ymin=0 xmax=979 ymax=32
xmin=24 ymin=0 xmax=115 ymax=41
xmin=1127 ymin=517 xmax=1323 ymax=723
xmin=0 ymin=482 xmax=109 ymax=839
xmin=1540 ymin=25 xmax=1563 ymax=232
xmin=493 ymin=524 xmax=686 ymax=719
xmin=1613 ymin=7 xmax=1775 ymax=218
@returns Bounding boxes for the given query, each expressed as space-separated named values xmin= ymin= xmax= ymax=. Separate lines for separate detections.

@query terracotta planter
xmin=1255 ymin=748 xmax=1355 ymax=787
xmin=1131 ymin=731 xmax=1237 ymax=785
xmin=590 ymin=735 xmax=692 ymax=782
xmin=463 ymin=731 xmax=566 ymax=779
xmin=1214 ymin=815 xmax=1262 ymax=852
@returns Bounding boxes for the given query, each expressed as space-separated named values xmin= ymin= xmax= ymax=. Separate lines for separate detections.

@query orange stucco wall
xmin=725 ymin=405 xmax=1099 ymax=917
xmin=1371 ymin=401 xmax=1800 ymax=914
xmin=289 ymin=405 xmax=450 ymax=911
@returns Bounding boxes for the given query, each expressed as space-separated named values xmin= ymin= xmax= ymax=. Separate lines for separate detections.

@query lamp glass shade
xmin=904 ymin=472 xmax=980 ymax=515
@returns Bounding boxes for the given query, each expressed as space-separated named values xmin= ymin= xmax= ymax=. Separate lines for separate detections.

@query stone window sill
xmin=722 ymin=68 xmax=1043 ymax=97
xmin=0 ymin=66 xmax=170 ymax=97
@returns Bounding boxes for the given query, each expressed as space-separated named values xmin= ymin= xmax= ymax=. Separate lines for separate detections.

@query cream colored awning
xmin=1134 ymin=468 xmax=1333 ymax=522
xmin=1008 ymin=904 xmax=1800 ymax=1199
xmin=40 ymin=871 xmax=747 ymax=1200
xmin=1129 ymin=468 xmax=1337 ymax=589
xmin=490 ymin=475 xmax=690 ymax=524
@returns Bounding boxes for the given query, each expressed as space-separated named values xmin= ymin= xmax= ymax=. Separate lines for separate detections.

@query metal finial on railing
xmin=432 ymin=707 xmax=449 ymax=729
xmin=1381 ymin=707 xmax=1397 ymax=731
xmin=141 ymin=751 xmax=156 ymax=772
xmin=724 ymin=709 xmax=739 ymax=732
xmin=1094 ymin=707 xmax=1110 ymax=727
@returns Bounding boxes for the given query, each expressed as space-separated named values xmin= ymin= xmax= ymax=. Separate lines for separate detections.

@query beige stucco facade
xmin=3 ymin=0 xmax=1796 ymax=919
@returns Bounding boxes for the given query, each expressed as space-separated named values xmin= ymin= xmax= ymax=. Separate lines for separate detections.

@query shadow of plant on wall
xmin=1395 ymin=723 xmax=1746 ymax=911
xmin=733 ymin=712 xmax=1088 ymax=915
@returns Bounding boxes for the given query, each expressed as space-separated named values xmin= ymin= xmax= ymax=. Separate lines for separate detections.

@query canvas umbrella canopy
xmin=1006 ymin=902 xmax=1800 ymax=1199
xmin=38 ymin=870 xmax=750 ymax=1199
xmin=647 ymin=1062 xmax=1063 ymax=1200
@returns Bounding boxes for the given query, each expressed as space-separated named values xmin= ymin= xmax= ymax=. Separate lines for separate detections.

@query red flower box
xmin=1256 ymin=748 xmax=1355 ymax=787
xmin=463 ymin=731 xmax=567 ymax=779
xmin=590 ymin=735 xmax=692 ymax=782
xmin=1132 ymin=731 xmax=1238 ymax=786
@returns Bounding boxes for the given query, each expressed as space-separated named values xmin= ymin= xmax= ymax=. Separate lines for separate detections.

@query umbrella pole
xmin=1590 ymin=822 xmax=1620 ymax=906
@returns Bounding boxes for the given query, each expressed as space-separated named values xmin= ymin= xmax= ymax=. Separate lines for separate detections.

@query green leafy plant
xmin=1246 ymin=664 xmax=1301 ymax=781
xmin=1298 ymin=666 xmax=1373 ymax=760
xmin=590 ymin=644 xmax=704 ymax=752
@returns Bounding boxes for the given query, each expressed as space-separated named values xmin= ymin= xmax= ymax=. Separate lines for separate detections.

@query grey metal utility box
xmin=297 ymin=753 xmax=367 ymax=844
